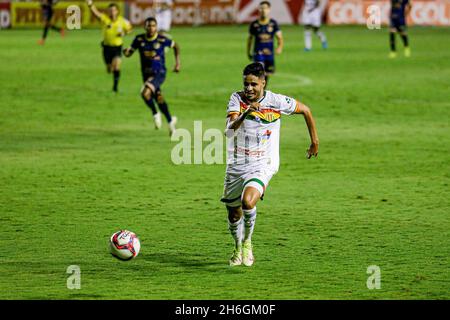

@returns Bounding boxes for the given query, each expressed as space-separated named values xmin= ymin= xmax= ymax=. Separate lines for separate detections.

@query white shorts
xmin=156 ymin=10 xmax=172 ymax=32
xmin=221 ymin=168 xmax=275 ymax=207
xmin=302 ymin=8 xmax=322 ymax=27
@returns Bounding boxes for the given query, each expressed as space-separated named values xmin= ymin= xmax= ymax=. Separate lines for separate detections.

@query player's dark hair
xmin=260 ymin=1 xmax=271 ymax=7
xmin=145 ymin=17 xmax=157 ymax=25
xmin=108 ymin=3 xmax=119 ymax=10
xmin=243 ymin=62 xmax=266 ymax=79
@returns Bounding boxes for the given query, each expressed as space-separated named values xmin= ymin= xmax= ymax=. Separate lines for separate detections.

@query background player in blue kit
xmin=247 ymin=1 xmax=283 ymax=84
xmin=38 ymin=0 xmax=65 ymax=45
xmin=123 ymin=17 xmax=180 ymax=136
xmin=389 ymin=0 xmax=412 ymax=58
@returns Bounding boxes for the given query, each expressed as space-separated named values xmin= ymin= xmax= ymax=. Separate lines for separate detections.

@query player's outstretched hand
xmin=123 ymin=48 xmax=131 ymax=57
xmin=306 ymin=142 xmax=319 ymax=159
xmin=275 ymin=47 xmax=282 ymax=55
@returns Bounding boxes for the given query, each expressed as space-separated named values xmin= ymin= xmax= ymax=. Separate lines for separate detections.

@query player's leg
xmin=111 ymin=51 xmax=122 ymax=92
xmin=39 ymin=11 xmax=52 ymax=45
xmin=102 ymin=44 xmax=113 ymax=74
xmin=141 ymin=78 xmax=163 ymax=130
xmin=263 ymin=60 xmax=274 ymax=87
xmin=304 ymin=25 xmax=313 ymax=51
xmin=226 ymin=205 xmax=244 ymax=266
xmin=313 ymin=26 xmax=327 ymax=49
xmin=399 ymin=24 xmax=410 ymax=57
xmin=240 ymin=185 xmax=261 ymax=267
xmin=155 ymin=89 xmax=177 ymax=136
xmin=221 ymin=173 xmax=245 ymax=266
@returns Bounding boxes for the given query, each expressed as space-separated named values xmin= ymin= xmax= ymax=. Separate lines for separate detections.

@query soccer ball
xmin=109 ymin=230 xmax=141 ymax=260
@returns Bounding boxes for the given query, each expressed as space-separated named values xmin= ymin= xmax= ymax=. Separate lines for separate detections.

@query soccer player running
xmin=38 ymin=0 xmax=65 ymax=45
xmin=123 ymin=18 xmax=180 ymax=136
xmin=247 ymin=1 xmax=283 ymax=84
xmin=222 ymin=63 xmax=319 ymax=267
xmin=87 ymin=1 xmax=132 ymax=92
xmin=389 ymin=0 xmax=412 ymax=58
xmin=301 ymin=0 xmax=328 ymax=51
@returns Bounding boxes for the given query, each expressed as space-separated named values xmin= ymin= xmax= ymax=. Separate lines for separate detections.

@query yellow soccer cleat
xmin=229 ymin=246 xmax=242 ymax=266
xmin=242 ymin=240 xmax=254 ymax=267
xmin=389 ymin=51 xmax=397 ymax=59
xmin=404 ymin=47 xmax=411 ymax=58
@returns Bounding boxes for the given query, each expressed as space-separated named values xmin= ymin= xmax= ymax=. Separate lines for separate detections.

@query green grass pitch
xmin=0 ymin=25 xmax=449 ymax=299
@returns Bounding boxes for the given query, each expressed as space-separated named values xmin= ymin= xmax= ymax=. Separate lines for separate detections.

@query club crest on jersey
xmin=154 ymin=42 xmax=161 ymax=49
xmin=261 ymin=130 xmax=272 ymax=143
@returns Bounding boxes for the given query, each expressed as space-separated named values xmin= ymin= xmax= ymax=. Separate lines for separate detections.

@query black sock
xmin=113 ymin=70 xmax=120 ymax=92
xmin=42 ymin=26 xmax=49 ymax=39
xmin=157 ymin=102 xmax=172 ymax=123
xmin=390 ymin=32 xmax=396 ymax=51
xmin=142 ymin=96 xmax=157 ymax=115
xmin=400 ymin=34 xmax=409 ymax=47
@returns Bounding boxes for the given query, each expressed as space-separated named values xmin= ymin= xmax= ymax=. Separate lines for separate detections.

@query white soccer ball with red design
xmin=109 ymin=230 xmax=141 ymax=260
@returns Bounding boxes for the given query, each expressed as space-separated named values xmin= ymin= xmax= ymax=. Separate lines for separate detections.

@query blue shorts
xmin=142 ymin=71 xmax=166 ymax=93
xmin=253 ymin=55 xmax=275 ymax=74
xmin=390 ymin=17 xmax=407 ymax=32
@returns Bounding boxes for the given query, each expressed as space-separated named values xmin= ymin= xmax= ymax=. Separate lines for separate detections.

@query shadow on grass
xmin=140 ymin=252 xmax=226 ymax=272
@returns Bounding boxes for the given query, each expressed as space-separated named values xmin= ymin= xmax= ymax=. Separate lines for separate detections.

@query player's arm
xmin=275 ymin=31 xmax=283 ymax=55
xmin=86 ymin=0 xmax=103 ymax=20
xmin=247 ymin=35 xmax=254 ymax=60
xmin=123 ymin=46 xmax=134 ymax=57
xmin=406 ymin=1 xmax=412 ymax=15
xmin=225 ymin=103 xmax=259 ymax=133
xmin=172 ymin=41 xmax=181 ymax=72
xmin=294 ymin=101 xmax=319 ymax=159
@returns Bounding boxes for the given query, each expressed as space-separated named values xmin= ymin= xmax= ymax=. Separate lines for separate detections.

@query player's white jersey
xmin=155 ymin=0 xmax=173 ymax=32
xmin=304 ymin=0 xmax=320 ymax=10
xmin=226 ymin=90 xmax=297 ymax=174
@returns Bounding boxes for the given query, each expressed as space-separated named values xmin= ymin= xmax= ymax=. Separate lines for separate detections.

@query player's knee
xmin=156 ymin=93 xmax=164 ymax=104
xmin=241 ymin=195 xmax=256 ymax=210
xmin=141 ymin=88 xmax=151 ymax=100
xmin=227 ymin=207 xmax=242 ymax=222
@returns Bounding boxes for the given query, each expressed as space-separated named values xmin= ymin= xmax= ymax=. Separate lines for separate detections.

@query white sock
xmin=243 ymin=207 xmax=257 ymax=242
xmin=304 ymin=30 xmax=312 ymax=49
xmin=316 ymin=30 xmax=327 ymax=43
xmin=228 ymin=217 xmax=243 ymax=248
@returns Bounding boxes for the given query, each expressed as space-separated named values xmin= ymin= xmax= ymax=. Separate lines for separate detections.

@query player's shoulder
xmin=250 ymin=19 xmax=260 ymax=28
xmin=265 ymin=90 xmax=293 ymax=105
xmin=157 ymin=34 xmax=173 ymax=43
xmin=229 ymin=91 xmax=244 ymax=101
xmin=269 ymin=19 xmax=279 ymax=25
xmin=135 ymin=33 xmax=146 ymax=42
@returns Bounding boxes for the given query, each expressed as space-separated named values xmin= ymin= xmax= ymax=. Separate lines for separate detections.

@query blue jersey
xmin=249 ymin=19 xmax=280 ymax=61
xmin=390 ymin=0 xmax=410 ymax=20
xmin=130 ymin=33 xmax=174 ymax=75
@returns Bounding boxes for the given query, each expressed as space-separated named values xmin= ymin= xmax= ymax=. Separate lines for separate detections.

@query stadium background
xmin=0 ymin=0 xmax=449 ymax=29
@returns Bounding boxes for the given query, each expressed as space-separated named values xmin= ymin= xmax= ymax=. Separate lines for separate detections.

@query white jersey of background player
xmin=301 ymin=0 xmax=328 ymax=51
xmin=222 ymin=62 xmax=319 ymax=267
xmin=153 ymin=0 xmax=173 ymax=33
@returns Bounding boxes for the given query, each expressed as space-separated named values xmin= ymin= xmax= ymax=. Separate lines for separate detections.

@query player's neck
xmin=146 ymin=33 xmax=159 ymax=41
xmin=258 ymin=17 xmax=270 ymax=25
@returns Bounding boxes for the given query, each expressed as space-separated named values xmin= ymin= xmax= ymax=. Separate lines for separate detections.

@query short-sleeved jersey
xmin=249 ymin=19 xmax=281 ymax=59
xmin=226 ymin=90 xmax=298 ymax=174
xmin=130 ymin=33 xmax=174 ymax=75
xmin=304 ymin=0 xmax=319 ymax=11
xmin=100 ymin=14 xmax=131 ymax=46
xmin=155 ymin=0 xmax=173 ymax=13
xmin=390 ymin=0 xmax=410 ymax=19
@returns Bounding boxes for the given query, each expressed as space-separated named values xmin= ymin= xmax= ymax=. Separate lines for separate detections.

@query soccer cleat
xmin=60 ymin=28 xmax=65 ymax=38
xmin=169 ymin=116 xmax=177 ymax=136
xmin=38 ymin=39 xmax=45 ymax=45
xmin=389 ymin=51 xmax=397 ymax=59
xmin=229 ymin=246 xmax=242 ymax=266
xmin=404 ymin=47 xmax=411 ymax=58
xmin=153 ymin=112 xmax=162 ymax=130
xmin=304 ymin=48 xmax=311 ymax=52
xmin=242 ymin=240 xmax=254 ymax=267
xmin=322 ymin=41 xmax=328 ymax=50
